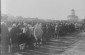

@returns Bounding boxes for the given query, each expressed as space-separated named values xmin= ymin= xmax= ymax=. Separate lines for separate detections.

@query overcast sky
xmin=1 ymin=0 xmax=85 ymax=20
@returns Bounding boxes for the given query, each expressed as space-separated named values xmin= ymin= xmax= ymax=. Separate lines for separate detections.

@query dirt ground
xmin=62 ymin=32 xmax=85 ymax=55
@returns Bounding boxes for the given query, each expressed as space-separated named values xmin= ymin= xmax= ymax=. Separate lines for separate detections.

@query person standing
xmin=1 ymin=22 xmax=10 ymax=55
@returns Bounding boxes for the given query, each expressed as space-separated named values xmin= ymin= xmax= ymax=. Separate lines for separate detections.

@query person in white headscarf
xmin=34 ymin=23 xmax=43 ymax=46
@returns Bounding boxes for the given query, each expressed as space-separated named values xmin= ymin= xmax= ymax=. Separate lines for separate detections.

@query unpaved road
xmin=62 ymin=32 xmax=85 ymax=55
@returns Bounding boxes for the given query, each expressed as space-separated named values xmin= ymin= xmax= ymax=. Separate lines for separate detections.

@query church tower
xmin=67 ymin=9 xmax=78 ymax=22
xmin=71 ymin=9 xmax=75 ymax=15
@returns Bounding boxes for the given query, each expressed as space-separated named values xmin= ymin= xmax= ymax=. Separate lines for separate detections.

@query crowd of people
xmin=1 ymin=21 xmax=84 ymax=55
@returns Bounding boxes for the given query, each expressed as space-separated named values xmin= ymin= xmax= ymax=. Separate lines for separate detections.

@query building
xmin=67 ymin=9 xmax=79 ymax=22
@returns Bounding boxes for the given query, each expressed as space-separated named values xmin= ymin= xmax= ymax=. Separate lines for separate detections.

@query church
xmin=67 ymin=9 xmax=79 ymax=22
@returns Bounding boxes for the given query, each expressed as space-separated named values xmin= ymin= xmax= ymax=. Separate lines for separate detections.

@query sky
xmin=1 ymin=0 xmax=85 ymax=20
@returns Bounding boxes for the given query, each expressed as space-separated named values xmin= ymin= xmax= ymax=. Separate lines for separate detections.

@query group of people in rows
xmin=1 ymin=21 xmax=83 ymax=55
